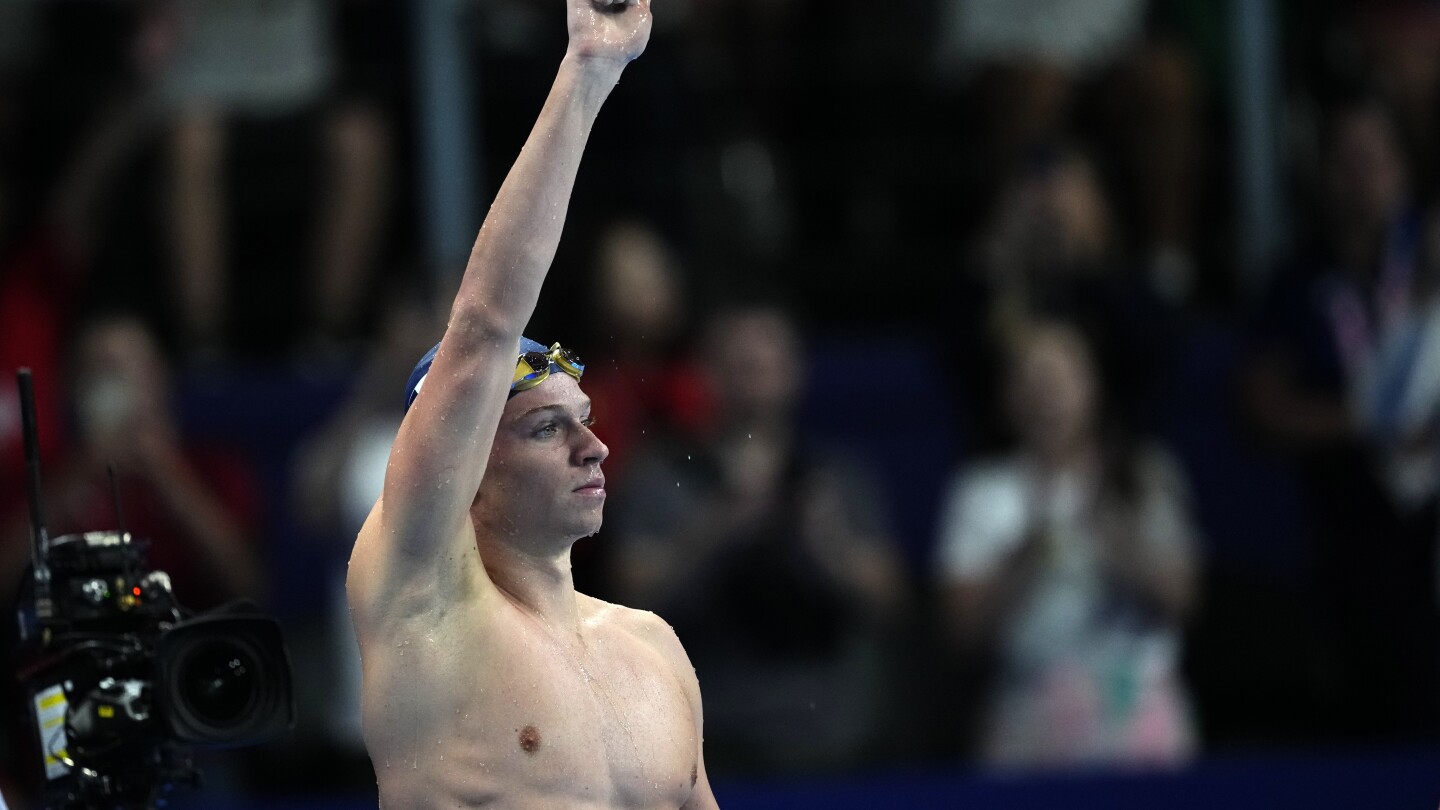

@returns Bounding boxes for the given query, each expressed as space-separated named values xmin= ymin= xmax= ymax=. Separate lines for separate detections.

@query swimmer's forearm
xmin=449 ymin=55 xmax=628 ymax=336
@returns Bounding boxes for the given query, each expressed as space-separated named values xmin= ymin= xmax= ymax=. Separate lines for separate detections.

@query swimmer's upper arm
xmin=379 ymin=324 xmax=515 ymax=548
xmin=350 ymin=333 xmax=514 ymax=623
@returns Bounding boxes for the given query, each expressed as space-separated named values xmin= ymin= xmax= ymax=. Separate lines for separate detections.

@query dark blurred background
xmin=1 ymin=0 xmax=1439 ymax=807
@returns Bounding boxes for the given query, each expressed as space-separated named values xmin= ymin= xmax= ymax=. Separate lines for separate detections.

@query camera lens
xmin=157 ymin=611 xmax=294 ymax=745
xmin=176 ymin=641 xmax=258 ymax=727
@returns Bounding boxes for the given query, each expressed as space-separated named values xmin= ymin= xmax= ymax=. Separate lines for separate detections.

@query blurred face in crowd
xmin=988 ymin=148 xmax=1113 ymax=284
xmin=1003 ymin=322 xmax=1099 ymax=461
xmin=1040 ymin=153 xmax=1112 ymax=266
xmin=596 ymin=220 xmax=682 ymax=345
xmin=1323 ymin=104 xmax=1408 ymax=236
xmin=706 ymin=306 xmax=803 ymax=426
xmin=71 ymin=316 xmax=171 ymax=444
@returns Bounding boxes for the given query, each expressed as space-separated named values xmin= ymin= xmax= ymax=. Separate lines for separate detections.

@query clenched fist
xmin=568 ymin=0 xmax=653 ymax=64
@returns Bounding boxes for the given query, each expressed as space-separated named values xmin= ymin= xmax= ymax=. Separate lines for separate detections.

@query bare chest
xmin=366 ymin=613 xmax=698 ymax=808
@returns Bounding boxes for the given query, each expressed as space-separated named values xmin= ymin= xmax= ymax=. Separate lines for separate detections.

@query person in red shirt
xmin=2 ymin=312 xmax=264 ymax=614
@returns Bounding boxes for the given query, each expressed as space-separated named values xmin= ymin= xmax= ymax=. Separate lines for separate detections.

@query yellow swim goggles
xmin=511 ymin=342 xmax=585 ymax=393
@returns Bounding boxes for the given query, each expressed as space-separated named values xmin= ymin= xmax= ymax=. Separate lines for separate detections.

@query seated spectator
xmin=946 ymin=142 xmax=1184 ymax=452
xmin=603 ymin=297 xmax=910 ymax=776
xmin=933 ymin=315 xmax=1201 ymax=771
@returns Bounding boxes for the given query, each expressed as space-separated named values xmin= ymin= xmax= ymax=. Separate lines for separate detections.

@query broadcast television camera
xmin=10 ymin=369 xmax=295 ymax=809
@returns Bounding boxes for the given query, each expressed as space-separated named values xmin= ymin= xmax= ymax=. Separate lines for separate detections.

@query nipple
xmin=518 ymin=724 xmax=541 ymax=755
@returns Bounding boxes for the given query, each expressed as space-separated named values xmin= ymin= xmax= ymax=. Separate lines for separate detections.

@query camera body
xmin=15 ymin=530 xmax=294 ymax=809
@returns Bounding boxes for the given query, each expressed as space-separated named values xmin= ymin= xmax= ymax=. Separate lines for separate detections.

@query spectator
xmin=0 ymin=10 xmax=162 ymax=534
xmin=933 ymin=315 xmax=1201 ymax=770
xmin=1351 ymin=1 xmax=1440 ymax=205
xmin=1238 ymin=92 xmax=1440 ymax=741
xmin=572 ymin=215 xmax=713 ymax=479
xmin=563 ymin=216 xmax=714 ymax=595
xmin=945 ymin=143 xmax=1184 ymax=454
xmin=1 ymin=313 xmax=265 ymax=614
xmin=148 ymin=0 xmax=395 ymax=362
xmin=603 ymin=298 xmax=910 ymax=776
xmin=929 ymin=0 xmax=1212 ymax=306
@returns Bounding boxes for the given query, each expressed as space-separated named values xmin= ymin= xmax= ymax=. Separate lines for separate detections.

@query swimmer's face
xmin=473 ymin=373 xmax=609 ymax=544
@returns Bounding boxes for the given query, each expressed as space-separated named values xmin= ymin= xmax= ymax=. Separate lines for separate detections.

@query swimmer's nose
xmin=575 ymin=422 xmax=608 ymax=467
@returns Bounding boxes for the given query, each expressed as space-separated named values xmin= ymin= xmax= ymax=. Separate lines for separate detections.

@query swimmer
xmin=345 ymin=1 xmax=718 ymax=807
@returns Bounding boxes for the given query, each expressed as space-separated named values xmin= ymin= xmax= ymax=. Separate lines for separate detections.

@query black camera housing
xmin=14 ymin=530 xmax=295 ymax=809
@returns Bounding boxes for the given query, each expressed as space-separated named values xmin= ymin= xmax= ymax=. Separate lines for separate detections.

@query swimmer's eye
xmin=533 ymin=423 xmax=559 ymax=438
xmin=581 ymin=417 xmax=596 ymax=429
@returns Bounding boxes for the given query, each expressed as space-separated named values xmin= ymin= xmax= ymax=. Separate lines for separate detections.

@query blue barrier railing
xmin=164 ymin=745 xmax=1440 ymax=810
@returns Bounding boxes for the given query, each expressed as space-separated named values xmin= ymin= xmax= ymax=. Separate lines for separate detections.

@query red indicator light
xmin=132 ymin=587 xmax=142 ymax=596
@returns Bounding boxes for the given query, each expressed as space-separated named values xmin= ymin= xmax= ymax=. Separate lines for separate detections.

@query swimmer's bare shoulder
xmin=581 ymin=596 xmax=721 ymax=810
xmin=580 ymin=596 xmax=693 ymax=688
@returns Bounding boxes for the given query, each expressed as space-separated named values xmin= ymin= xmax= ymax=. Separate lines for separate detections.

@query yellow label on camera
xmin=98 ymin=705 xmax=115 ymax=719
xmin=33 ymin=684 xmax=70 ymax=780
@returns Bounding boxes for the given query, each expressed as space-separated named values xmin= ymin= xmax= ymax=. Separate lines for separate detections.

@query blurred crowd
xmin=2 ymin=0 xmax=1440 ymax=804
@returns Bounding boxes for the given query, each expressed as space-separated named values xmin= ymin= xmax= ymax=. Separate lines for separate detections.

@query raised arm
xmin=351 ymin=0 xmax=653 ymax=615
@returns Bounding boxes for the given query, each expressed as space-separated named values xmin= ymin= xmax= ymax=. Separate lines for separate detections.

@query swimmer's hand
xmin=568 ymin=0 xmax=653 ymax=65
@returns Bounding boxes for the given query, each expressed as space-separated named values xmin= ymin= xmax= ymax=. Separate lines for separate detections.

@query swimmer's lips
xmin=573 ymin=475 xmax=606 ymax=497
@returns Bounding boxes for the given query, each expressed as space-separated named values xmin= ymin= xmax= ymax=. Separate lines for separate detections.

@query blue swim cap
xmin=404 ymin=337 xmax=551 ymax=413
